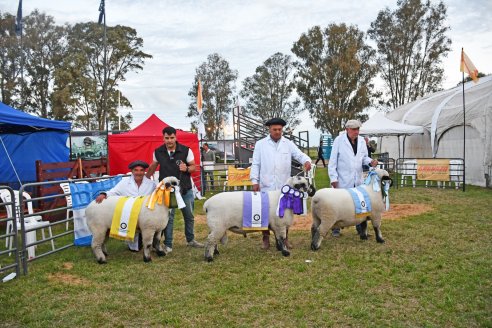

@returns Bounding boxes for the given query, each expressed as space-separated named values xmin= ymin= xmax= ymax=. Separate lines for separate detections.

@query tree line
xmin=0 ymin=9 xmax=151 ymax=130
xmin=1 ymin=0 xmax=451 ymax=137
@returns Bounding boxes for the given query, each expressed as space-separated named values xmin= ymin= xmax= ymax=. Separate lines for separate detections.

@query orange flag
xmin=196 ymin=80 xmax=206 ymax=139
xmin=197 ymin=80 xmax=203 ymax=113
xmin=460 ymin=49 xmax=479 ymax=83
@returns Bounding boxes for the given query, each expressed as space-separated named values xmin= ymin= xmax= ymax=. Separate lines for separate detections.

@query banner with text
xmin=417 ymin=159 xmax=450 ymax=181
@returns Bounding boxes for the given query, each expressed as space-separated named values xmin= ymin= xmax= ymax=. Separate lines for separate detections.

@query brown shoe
xmin=261 ymin=232 xmax=270 ymax=250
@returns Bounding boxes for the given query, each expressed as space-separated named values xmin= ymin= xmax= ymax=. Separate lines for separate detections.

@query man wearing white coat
xmin=328 ymin=119 xmax=378 ymax=236
xmin=95 ymin=160 xmax=156 ymax=251
xmin=250 ymin=118 xmax=312 ymax=249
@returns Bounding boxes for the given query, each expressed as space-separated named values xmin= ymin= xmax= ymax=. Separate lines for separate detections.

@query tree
xmin=368 ymin=0 xmax=452 ymax=109
xmin=21 ymin=10 xmax=67 ymax=119
xmin=0 ymin=11 xmax=22 ymax=106
xmin=240 ymin=52 xmax=302 ymax=129
xmin=292 ymin=23 xmax=378 ymax=136
xmin=457 ymin=72 xmax=488 ymax=86
xmin=56 ymin=22 xmax=151 ymax=130
xmin=188 ymin=53 xmax=238 ymax=140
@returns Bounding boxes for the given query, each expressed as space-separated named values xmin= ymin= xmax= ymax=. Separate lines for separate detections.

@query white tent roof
xmin=386 ymin=75 xmax=492 ymax=156
xmin=360 ymin=113 xmax=424 ymax=136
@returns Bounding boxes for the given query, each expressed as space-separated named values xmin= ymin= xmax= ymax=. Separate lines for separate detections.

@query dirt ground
xmin=195 ymin=203 xmax=433 ymax=231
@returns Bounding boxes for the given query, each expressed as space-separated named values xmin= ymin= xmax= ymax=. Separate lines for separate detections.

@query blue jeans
xmin=163 ymin=189 xmax=195 ymax=248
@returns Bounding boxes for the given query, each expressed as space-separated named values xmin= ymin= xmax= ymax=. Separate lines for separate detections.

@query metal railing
xmin=395 ymin=158 xmax=464 ymax=190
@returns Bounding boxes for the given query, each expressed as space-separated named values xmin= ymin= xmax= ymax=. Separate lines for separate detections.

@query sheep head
xmin=365 ymin=168 xmax=393 ymax=190
xmin=161 ymin=176 xmax=180 ymax=189
xmin=285 ymin=176 xmax=316 ymax=197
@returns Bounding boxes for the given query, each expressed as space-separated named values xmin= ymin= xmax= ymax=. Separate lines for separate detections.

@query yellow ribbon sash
xmin=109 ymin=196 xmax=145 ymax=241
xmin=146 ymin=180 xmax=173 ymax=210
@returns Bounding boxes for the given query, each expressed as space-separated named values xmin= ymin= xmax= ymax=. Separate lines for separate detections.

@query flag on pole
xmin=15 ymin=0 xmax=22 ymax=36
xmin=460 ymin=49 xmax=479 ymax=83
xmin=197 ymin=80 xmax=206 ymax=139
xmin=98 ymin=0 xmax=105 ymax=25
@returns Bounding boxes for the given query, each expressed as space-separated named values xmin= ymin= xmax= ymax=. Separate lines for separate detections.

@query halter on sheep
xmin=310 ymin=168 xmax=392 ymax=251
xmin=203 ymin=175 xmax=316 ymax=262
xmin=86 ymin=176 xmax=182 ymax=263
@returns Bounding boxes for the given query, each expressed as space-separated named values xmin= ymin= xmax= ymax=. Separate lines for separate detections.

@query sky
xmin=1 ymin=0 xmax=491 ymax=144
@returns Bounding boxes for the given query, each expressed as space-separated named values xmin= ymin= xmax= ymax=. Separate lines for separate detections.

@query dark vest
xmin=155 ymin=142 xmax=192 ymax=192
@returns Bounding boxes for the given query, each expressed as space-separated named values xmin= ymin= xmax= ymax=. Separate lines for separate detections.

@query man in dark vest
xmin=147 ymin=126 xmax=204 ymax=253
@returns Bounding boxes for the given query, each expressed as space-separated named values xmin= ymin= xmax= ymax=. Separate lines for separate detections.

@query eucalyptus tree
xmin=188 ymin=53 xmax=238 ymax=140
xmin=57 ymin=22 xmax=151 ymax=130
xmin=368 ymin=0 xmax=451 ymax=108
xmin=240 ymin=52 xmax=302 ymax=130
xmin=292 ymin=23 xmax=378 ymax=136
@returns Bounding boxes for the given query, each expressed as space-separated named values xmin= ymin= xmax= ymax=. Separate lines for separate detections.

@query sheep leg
xmin=311 ymin=226 xmax=323 ymax=251
xmin=372 ymin=217 xmax=385 ymax=243
xmin=205 ymin=229 xmax=224 ymax=262
xmin=153 ymin=231 xmax=166 ymax=257
xmin=102 ymin=233 xmax=109 ymax=256
xmin=312 ymin=221 xmax=334 ymax=251
xmin=141 ymin=229 xmax=154 ymax=262
xmin=91 ymin=230 xmax=108 ymax=264
xmin=359 ymin=220 xmax=369 ymax=240
xmin=273 ymin=229 xmax=290 ymax=256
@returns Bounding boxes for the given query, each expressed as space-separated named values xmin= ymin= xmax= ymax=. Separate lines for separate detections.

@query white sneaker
xmin=165 ymin=246 xmax=172 ymax=254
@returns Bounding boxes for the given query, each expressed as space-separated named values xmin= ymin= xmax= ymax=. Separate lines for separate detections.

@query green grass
xmin=1 ymin=171 xmax=491 ymax=327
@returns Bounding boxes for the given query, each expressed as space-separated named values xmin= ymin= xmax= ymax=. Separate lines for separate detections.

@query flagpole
xmin=461 ymin=48 xmax=466 ymax=192
xmin=461 ymin=72 xmax=466 ymax=192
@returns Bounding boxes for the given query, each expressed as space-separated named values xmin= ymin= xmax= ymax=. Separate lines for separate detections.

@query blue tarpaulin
xmin=0 ymin=102 xmax=71 ymax=184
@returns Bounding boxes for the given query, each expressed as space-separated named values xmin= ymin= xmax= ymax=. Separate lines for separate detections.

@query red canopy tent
xmin=108 ymin=114 xmax=201 ymax=187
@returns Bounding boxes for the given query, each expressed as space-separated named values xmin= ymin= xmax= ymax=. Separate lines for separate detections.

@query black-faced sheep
xmin=203 ymin=176 xmax=316 ymax=261
xmin=310 ymin=168 xmax=392 ymax=251
xmin=86 ymin=176 xmax=180 ymax=263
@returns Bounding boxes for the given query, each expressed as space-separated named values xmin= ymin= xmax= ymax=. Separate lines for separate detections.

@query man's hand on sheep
xmin=330 ymin=181 xmax=339 ymax=188
xmin=304 ymin=161 xmax=312 ymax=172
xmin=252 ymin=184 xmax=260 ymax=192
xmin=95 ymin=194 xmax=107 ymax=203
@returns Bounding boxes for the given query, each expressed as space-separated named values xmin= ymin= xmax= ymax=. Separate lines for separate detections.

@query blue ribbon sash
xmin=242 ymin=191 xmax=269 ymax=230
xmin=347 ymin=186 xmax=372 ymax=218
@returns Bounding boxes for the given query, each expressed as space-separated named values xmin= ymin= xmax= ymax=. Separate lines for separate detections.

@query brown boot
xmin=261 ymin=231 xmax=270 ymax=250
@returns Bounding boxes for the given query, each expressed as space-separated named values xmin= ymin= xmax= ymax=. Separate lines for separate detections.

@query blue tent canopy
xmin=0 ymin=102 xmax=71 ymax=184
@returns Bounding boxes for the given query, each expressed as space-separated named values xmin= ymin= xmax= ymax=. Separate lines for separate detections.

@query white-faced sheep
xmin=310 ymin=168 xmax=392 ymax=251
xmin=86 ymin=176 xmax=180 ymax=263
xmin=203 ymin=176 xmax=316 ymax=261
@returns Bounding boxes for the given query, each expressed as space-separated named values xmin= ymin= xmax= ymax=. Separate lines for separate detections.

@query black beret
xmin=128 ymin=160 xmax=149 ymax=170
xmin=265 ymin=118 xmax=287 ymax=126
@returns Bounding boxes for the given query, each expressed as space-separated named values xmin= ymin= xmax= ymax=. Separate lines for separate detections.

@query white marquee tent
xmin=378 ymin=75 xmax=492 ymax=187
xmin=360 ymin=113 xmax=424 ymax=157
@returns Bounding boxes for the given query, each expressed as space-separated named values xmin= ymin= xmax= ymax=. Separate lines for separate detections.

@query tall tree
xmin=21 ymin=10 xmax=66 ymax=118
xmin=188 ymin=53 xmax=238 ymax=140
xmin=240 ymin=52 xmax=302 ymax=130
xmin=0 ymin=11 xmax=21 ymax=106
xmin=56 ymin=22 xmax=151 ymax=130
xmin=368 ymin=0 xmax=451 ymax=109
xmin=292 ymin=23 xmax=378 ymax=136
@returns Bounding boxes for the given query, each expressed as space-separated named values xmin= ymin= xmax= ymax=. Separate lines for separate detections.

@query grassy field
xmin=0 ymin=169 xmax=491 ymax=327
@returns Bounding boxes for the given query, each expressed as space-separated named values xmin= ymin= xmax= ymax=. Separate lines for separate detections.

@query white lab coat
xmin=250 ymin=135 xmax=311 ymax=192
xmin=328 ymin=133 xmax=372 ymax=188
xmin=106 ymin=175 xmax=156 ymax=197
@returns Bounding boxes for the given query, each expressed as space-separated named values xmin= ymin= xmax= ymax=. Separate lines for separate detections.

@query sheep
xmin=86 ymin=176 xmax=179 ymax=263
xmin=203 ymin=176 xmax=316 ymax=261
xmin=310 ymin=168 xmax=392 ymax=251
